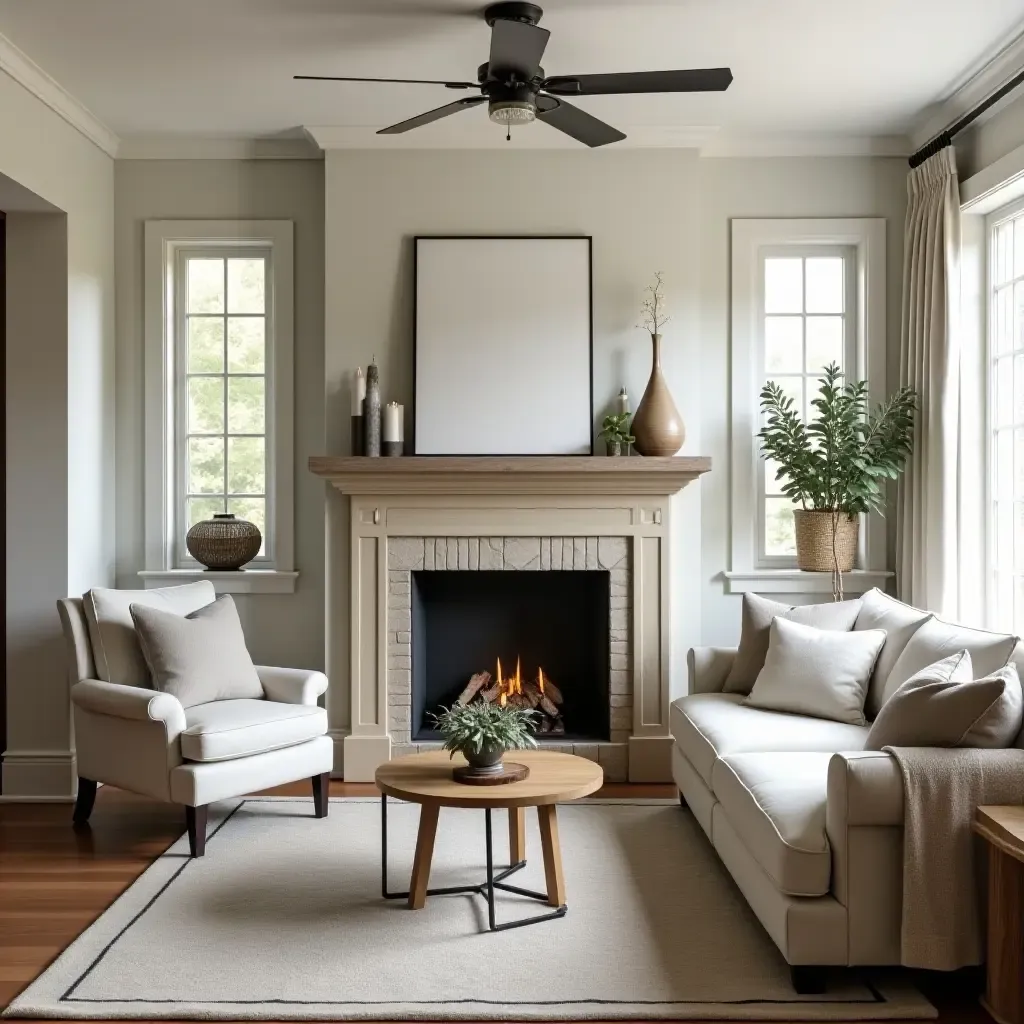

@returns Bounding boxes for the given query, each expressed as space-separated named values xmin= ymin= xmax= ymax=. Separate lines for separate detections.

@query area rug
xmin=4 ymin=797 xmax=935 ymax=1021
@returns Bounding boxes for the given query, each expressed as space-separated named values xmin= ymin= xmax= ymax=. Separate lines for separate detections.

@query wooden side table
xmin=974 ymin=806 xmax=1024 ymax=1024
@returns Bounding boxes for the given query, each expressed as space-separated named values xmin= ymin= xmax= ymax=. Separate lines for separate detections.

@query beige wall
xmin=321 ymin=149 xmax=908 ymax=747
xmin=114 ymin=159 xmax=325 ymax=670
xmin=956 ymin=90 xmax=1024 ymax=179
xmin=0 ymin=69 xmax=115 ymax=797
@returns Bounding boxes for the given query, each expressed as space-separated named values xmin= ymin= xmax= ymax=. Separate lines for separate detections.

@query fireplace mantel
xmin=309 ymin=455 xmax=711 ymax=496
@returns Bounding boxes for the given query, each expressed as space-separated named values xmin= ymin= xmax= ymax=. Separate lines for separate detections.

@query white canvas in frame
xmin=414 ymin=237 xmax=592 ymax=455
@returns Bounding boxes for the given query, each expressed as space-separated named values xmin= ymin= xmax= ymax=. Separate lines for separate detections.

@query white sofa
xmin=671 ymin=600 xmax=1024 ymax=993
xmin=58 ymin=583 xmax=334 ymax=857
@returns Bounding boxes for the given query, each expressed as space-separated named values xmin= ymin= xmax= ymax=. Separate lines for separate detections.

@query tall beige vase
xmin=632 ymin=333 xmax=684 ymax=456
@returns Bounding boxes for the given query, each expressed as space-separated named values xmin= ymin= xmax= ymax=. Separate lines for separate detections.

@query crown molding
xmin=910 ymin=21 xmax=1024 ymax=151
xmin=117 ymin=135 xmax=323 ymax=160
xmin=0 ymin=31 xmax=119 ymax=158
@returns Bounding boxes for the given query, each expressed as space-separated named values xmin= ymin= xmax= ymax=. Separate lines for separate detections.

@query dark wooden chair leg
xmin=312 ymin=772 xmax=330 ymax=818
xmin=72 ymin=778 xmax=97 ymax=827
xmin=186 ymin=805 xmax=209 ymax=858
xmin=790 ymin=965 xmax=827 ymax=994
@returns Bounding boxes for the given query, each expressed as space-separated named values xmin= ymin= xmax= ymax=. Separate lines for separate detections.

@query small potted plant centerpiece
xmin=430 ymin=701 xmax=538 ymax=779
xmin=599 ymin=412 xmax=635 ymax=456
xmin=758 ymin=362 xmax=916 ymax=601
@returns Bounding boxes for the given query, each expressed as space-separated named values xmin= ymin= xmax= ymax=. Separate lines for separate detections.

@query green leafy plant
xmin=429 ymin=701 xmax=539 ymax=759
xmin=599 ymin=413 xmax=635 ymax=447
xmin=758 ymin=363 xmax=916 ymax=598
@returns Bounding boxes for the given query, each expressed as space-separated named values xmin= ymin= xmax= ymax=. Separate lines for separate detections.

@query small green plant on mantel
xmin=758 ymin=363 xmax=916 ymax=602
xmin=599 ymin=413 xmax=635 ymax=456
xmin=430 ymin=701 xmax=538 ymax=773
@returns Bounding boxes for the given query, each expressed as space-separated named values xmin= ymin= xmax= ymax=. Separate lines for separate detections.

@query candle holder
xmin=383 ymin=440 xmax=404 ymax=457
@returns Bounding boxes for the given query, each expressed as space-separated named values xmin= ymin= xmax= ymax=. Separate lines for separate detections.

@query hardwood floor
xmin=0 ymin=782 xmax=992 ymax=1023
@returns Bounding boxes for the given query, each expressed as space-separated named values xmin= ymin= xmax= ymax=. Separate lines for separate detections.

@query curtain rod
xmin=909 ymin=65 xmax=1024 ymax=168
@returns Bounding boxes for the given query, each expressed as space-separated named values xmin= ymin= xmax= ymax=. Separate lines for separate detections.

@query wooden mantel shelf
xmin=308 ymin=455 xmax=711 ymax=496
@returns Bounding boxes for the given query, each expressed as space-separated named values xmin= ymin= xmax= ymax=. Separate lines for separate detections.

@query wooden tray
xmin=452 ymin=762 xmax=530 ymax=786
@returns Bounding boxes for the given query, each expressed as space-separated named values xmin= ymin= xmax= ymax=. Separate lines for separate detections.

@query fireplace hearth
xmin=410 ymin=570 xmax=610 ymax=742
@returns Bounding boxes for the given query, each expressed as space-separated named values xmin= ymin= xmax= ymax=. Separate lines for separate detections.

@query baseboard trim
xmin=1 ymin=749 xmax=77 ymax=800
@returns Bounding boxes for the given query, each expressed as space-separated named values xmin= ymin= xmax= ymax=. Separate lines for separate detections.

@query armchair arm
xmin=687 ymin=647 xmax=737 ymax=694
xmin=72 ymin=678 xmax=186 ymax=731
xmin=257 ymin=666 xmax=328 ymax=706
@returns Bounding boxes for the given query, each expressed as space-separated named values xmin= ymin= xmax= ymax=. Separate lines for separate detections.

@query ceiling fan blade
xmin=488 ymin=19 xmax=549 ymax=78
xmin=535 ymin=96 xmax=625 ymax=148
xmin=377 ymin=95 xmax=486 ymax=134
xmin=295 ymin=74 xmax=477 ymax=90
xmin=543 ymin=68 xmax=733 ymax=96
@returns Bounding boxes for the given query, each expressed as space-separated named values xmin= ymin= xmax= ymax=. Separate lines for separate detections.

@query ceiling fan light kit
xmin=296 ymin=3 xmax=732 ymax=148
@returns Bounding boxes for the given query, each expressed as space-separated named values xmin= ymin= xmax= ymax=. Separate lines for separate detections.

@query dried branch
xmin=636 ymin=271 xmax=671 ymax=335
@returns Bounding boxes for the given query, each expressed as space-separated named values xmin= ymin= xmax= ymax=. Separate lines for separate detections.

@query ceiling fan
xmin=295 ymin=2 xmax=732 ymax=148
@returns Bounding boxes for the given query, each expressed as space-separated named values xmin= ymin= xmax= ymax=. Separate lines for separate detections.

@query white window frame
xmin=140 ymin=221 xmax=297 ymax=594
xmin=984 ymin=194 xmax=1024 ymax=631
xmin=727 ymin=218 xmax=891 ymax=594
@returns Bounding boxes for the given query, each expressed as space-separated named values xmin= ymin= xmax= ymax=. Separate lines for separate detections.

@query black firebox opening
xmin=411 ymin=570 xmax=610 ymax=742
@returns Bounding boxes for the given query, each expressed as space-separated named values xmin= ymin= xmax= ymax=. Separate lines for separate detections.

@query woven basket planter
xmin=793 ymin=510 xmax=859 ymax=573
xmin=186 ymin=513 xmax=262 ymax=571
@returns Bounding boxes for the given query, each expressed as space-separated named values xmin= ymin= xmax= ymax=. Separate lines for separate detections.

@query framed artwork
xmin=413 ymin=236 xmax=593 ymax=455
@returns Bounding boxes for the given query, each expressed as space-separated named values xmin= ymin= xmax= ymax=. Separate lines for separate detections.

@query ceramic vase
xmin=186 ymin=513 xmax=262 ymax=570
xmin=632 ymin=333 xmax=684 ymax=456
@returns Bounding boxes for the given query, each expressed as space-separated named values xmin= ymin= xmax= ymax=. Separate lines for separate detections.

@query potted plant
xmin=599 ymin=412 xmax=635 ymax=456
xmin=430 ymin=701 xmax=538 ymax=776
xmin=758 ymin=362 xmax=916 ymax=601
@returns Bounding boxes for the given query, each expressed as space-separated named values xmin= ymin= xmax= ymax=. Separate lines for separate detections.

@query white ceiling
xmin=0 ymin=0 xmax=1022 ymax=150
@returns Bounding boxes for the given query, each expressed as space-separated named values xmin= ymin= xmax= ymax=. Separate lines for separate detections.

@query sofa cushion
xmin=744 ymin=617 xmax=886 ymax=725
xmin=670 ymin=693 xmax=870 ymax=787
xmin=712 ymin=752 xmax=832 ymax=897
xmin=881 ymin=617 xmax=1019 ymax=706
xmin=84 ymin=581 xmax=216 ymax=687
xmin=181 ymin=699 xmax=328 ymax=763
xmin=854 ymin=588 xmax=933 ymax=718
xmin=723 ymin=593 xmax=863 ymax=695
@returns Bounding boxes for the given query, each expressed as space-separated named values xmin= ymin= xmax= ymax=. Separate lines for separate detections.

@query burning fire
xmin=458 ymin=658 xmax=564 ymax=734
xmin=495 ymin=656 xmax=527 ymax=707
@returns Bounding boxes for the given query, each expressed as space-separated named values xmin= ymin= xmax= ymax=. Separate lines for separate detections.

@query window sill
xmin=723 ymin=569 xmax=893 ymax=595
xmin=138 ymin=570 xmax=299 ymax=595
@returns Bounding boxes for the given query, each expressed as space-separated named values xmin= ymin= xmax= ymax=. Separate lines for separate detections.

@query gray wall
xmin=957 ymin=89 xmax=1024 ymax=179
xmin=114 ymin=159 xmax=325 ymax=669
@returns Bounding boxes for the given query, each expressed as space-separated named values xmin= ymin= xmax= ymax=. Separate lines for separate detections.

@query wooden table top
xmin=975 ymin=806 xmax=1024 ymax=864
xmin=375 ymin=750 xmax=604 ymax=808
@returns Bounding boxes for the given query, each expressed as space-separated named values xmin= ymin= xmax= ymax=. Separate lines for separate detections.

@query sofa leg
xmin=678 ymin=789 xmax=688 ymax=809
xmin=790 ymin=966 xmax=827 ymax=994
xmin=312 ymin=772 xmax=330 ymax=818
xmin=186 ymin=805 xmax=209 ymax=858
xmin=72 ymin=778 xmax=97 ymax=827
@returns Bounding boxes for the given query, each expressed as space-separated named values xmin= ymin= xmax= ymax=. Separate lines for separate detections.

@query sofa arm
xmin=827 ymin=751 xmax=904 ymax=827
xmin=257 ymin=666 xmax=328 ymax=706
xmin=687 ymin=647 xmax=737 ymax=694
xmin=72 ymin=678 xmax=186 ymax=731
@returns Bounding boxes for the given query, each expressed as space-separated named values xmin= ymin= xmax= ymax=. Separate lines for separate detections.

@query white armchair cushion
xmin=181 ymin=699 xmax=328 ymax=762
xmin=131 ymin=595 xmax=263 ymax=708
xmin=83 ymin=581 xmax=215 ymax=687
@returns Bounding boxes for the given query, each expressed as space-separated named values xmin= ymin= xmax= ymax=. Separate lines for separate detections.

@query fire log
xmin=539 ymin=677 xmax=564 ymax=704
xmin=522 ymin=682 xmax=543 ymax=709
xmin=550 ymin=719 xmax=566 ymax=735
xmin=480 ymin=682 xmax=502 ymax=703
xmin=457 ymin=672 xmax=491 ymax=706
xmin=537 ymin=716 xmax=553 ymax=734
xmin=539 ymin=694 xmax=561 ymax=719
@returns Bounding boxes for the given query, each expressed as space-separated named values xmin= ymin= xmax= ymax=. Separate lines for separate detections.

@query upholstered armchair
xmin=57 ymin=582 xmax=334 ymax=857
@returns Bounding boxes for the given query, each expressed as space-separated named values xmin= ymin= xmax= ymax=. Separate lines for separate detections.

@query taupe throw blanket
xmin=885 ymin=745 xmax=1024 ymax=969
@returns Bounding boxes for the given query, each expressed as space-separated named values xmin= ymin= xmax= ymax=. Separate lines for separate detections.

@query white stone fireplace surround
xmin=310 ymin=457 xmax=711 ymax=783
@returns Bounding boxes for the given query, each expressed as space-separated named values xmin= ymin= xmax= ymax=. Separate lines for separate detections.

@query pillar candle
xmin=351 ymin=368 xmax=365 ymax=416
xmin=383 ymin=402 xmax=404 ymax=443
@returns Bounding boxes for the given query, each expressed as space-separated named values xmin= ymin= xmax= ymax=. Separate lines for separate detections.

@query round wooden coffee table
xmin=375 ymin=749 xmax=603 ymax=932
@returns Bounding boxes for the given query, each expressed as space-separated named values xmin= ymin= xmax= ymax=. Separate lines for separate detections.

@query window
xmin=986 ymin=199 xmax=1024 ymax=631
xmin=143 ymin=222 xmax=296 ymax=593
xmin=759 ymin=250 xmax=856 ymax=561
xmin=728 ymin=219 xmax=888 ymax=594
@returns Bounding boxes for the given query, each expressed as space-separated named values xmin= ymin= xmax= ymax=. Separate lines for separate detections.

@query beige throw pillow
xmin=129 ymin=595 xmax=264 ymax=708
xmin=854 ymin=588 xmax=933 ymax=719
xmin=867 ymin=652 xmax=1024 ymax=749
xmin=723 ymin=592 xmax=863 ymax=694
xmin=880 ymin=617 xmax=1018 ymax=706
xmin=744 ymin=617 xmax=886 ymax=725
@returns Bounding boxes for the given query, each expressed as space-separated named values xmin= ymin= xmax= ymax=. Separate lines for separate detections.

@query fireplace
xmin=410 ymin=570 xmax=610 ymax=742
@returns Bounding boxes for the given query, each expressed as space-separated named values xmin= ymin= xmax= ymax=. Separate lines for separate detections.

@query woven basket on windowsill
xmin=793 ymin=510 xmax=859 ymax=573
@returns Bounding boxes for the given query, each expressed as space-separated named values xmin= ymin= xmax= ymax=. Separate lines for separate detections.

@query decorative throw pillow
xmin=723 ymin=592 xmax=863 ymax=694
xmin=744 ymin=617 xmax=886 ymax=725
xmin=867 ymin=652 xmax=1024 ymax=750
xmin=880 ymin=617 xmax=1019 ymax=707
xmin=83 ymin=581 xmax=216 ymax=687
xmin=854 ymin=588 xmax=933 ymax=719
xmin=129 ymin=595 xmax=264 ymax=708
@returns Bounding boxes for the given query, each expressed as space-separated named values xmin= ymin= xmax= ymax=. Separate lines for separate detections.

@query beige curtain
xmin=896 ymin=147 xmax=961 ymax=613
